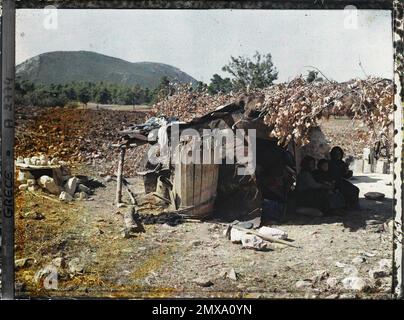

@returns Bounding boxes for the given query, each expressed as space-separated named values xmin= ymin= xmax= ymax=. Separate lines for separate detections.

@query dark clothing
xmin=296 ymin=170 xmax=330 ymax=213
xmin=296 ymin=188 xmax=330 ymax=213
xmin=329 ymin=159 xmax=359 ymax=208
xmin=313 ymin=169 xmax=333 ymax=184
xmin=329 ymin=159 xmax=352 ymax=181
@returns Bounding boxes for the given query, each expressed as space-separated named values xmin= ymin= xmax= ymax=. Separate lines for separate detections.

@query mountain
xmin=16 ymin=51 xmax=198 ymax=89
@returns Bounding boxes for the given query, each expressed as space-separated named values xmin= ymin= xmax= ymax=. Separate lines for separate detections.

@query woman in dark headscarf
xmin=295 ymin=156 xmax=331 ymax=214
xmin=328 ymin=146 xmax=360 ymax=209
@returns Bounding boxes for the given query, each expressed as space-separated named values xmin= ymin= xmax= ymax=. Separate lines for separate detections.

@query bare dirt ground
xmin=15 ymin=171 xmax=393 ymax=299
xmin=14 ymin=108 xmax=394 ymax=299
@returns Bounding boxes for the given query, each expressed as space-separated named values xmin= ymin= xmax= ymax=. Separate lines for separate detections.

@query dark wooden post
xmin=115 ymin=146 xmax=126 ymax=206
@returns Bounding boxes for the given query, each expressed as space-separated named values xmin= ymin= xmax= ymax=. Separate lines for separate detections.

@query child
xmin=313 ymin=158 xmax=346 ymax=211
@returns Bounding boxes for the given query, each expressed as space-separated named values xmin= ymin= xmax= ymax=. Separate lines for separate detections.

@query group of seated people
xmin=296 ymin=146 xmax=360 ymax=215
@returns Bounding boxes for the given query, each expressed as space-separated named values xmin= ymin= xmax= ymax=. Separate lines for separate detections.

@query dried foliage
xmin=152 ymin=77 xmax=394 ymax=147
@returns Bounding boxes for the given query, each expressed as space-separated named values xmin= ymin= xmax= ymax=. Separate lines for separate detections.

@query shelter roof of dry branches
xmin=148 ymin=76 xmax=393 ymax=147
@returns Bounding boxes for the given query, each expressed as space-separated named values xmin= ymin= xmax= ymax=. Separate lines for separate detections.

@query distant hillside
xmin=16 ymin=51 xmax=198 ymax=89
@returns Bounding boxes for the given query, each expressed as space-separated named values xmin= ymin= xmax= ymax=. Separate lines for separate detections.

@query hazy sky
xmin=16 ymin=9 xmax=393 ymax=83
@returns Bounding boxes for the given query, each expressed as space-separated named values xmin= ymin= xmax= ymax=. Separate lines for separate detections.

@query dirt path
xmin=15 ymin=170 xmax=393 ymax=299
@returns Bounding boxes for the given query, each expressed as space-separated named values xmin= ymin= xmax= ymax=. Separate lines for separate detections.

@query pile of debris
xmin=16 ymin=154 xmax=104 ymax=201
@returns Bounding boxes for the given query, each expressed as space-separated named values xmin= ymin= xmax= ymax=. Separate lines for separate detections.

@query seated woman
xmin=313 ymin=158 xmax=346 ymax=210
xmin=328 ymin=146 xmax=360 ymax=209
xmin=296 ymin=156 xmax=331 ymax=215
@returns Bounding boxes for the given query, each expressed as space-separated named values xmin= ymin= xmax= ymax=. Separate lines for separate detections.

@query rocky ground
xmin=14 ymin=170 xmax=393 ymax=299
xmin=13 ymin=107 xmax=394 ymax=299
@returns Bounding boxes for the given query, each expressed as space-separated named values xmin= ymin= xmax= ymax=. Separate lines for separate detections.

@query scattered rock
xmin=74 ymin=191 xmax=88 ymax=201
xmin=64 ymin=177 xmax=78 ymax=196
xmin=311 ymin=270 xmax=329 ymax=284
xmin=68 ymin=258 xmax=84 ymax=274
xmin=59 ymin=191 xmax=73 ymax=202
xmin=363 ymin=251 xmax=376 ymax=257
xmin=325 ymin=293 xmax=340 ymax=299
xmin=258 ymin=226 xmax=288 ymax=240
xmin=18 ymin=184 xmax=28 ymax=191
xmin=227 ymin=268 xmax=238 ymax=281
xmin=15 ymin=258 xmax=36 ymax=270
xmin=117 ymin=203 xmax=127 ymax=208
xmin=104 ymin=175 xmax=113 ymax=183
xmin=34 ymin=265 xmax=57 ymax=285
xmin=241 ymin=234 xmax=268 ymax=251
xmin=230 ymin=228 xmax=246 ymax=243
xmin=52 ymin=257 xmax=65 ymax=268
xmin=28 ymin=185 xmax=39 ymax=192
xmin=193 ymin=277 xmax=214 ymax=287
xmin=342 ymin=276 xmax=368 ymax=291
xmin=237 ymin=221 xmax=253 ymax=229
xmin=50 ymin=157 xmax=60 ymax=165
xmin=335 ymin=261 xmax=347 ymax=268
xmin=369 ymin=259 xmax=392 ymax=279
xmin=17 ymin=170 xmax=34 ymax=183
xmin=326 ymin=277 xmax=339 ymax=289
xmin=351 ymin=256 xmax=366 ymax=265
xmin=38 ymin=175 xmax=60 ymax=195
xmin=295 ymin=280 xmax=312 ymax=289
xmin=343 ymin=265 xmax=359 ymax=276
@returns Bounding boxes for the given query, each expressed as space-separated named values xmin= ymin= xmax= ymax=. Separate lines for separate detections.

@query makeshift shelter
xmin=115 ymin=77 xmax=394 ymax=221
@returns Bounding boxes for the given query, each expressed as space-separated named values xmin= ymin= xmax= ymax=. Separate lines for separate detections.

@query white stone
xmin=50 ymin=158 xmax=60 ymax=165
xmin=378 ymin=258 xmax=392 ymax=270
xmin=74 ymin=191 xmax=88 ymax=201
xmin=38 ymin=175 xmax=60 ymax=195
xmin=16 ymin=156 xmax=24 ymax=164
xmin=227 ymin=268 xmax=237 ymax=281
xmin=104 ymin=175 xmax=113 ymax=183
xmin=342 ymin=276 xmax=368 ymax=291
xmin=68 ymin=258 xmax=84 ymax=274
xmin=28 ymin=185 xmax=39 ymax=192
xmin=230 ymin=228 xmax=247 ymax=243
xmin=23 ymin=158 xmax=32 ymax=165
xmin=241 ymin=234 xmax=268 ymax=251
xmin=17 ymin=170 xmax=34 ymax=182
xmin=258 ymin=226 xmax=288 ymax=240
xmin=369 ymin=259 xmax=392 ymax=279
xmin=26 ymin=179 xmax=36 ymax=187
xmin=64 ymin=177 xmax=78 ymax=196
xmin=295 ymin=280 xmax=312 ymax=289
xmin=34 ymin=265 xmax=57 ymax=285
xmin=343 ymin=265 xmax=359 ymax=276
xmin=351 ymin=256 xmax=366 ymax=265
xmin=18 ymin=184 xmax=28 ymax=191
xmin=52 ymin=257 xmax=65 ymax=268
xmin=59 ymin=191 xmax=73 ymax=202
xmin=326 ymin=277 xmax=339 ymax=288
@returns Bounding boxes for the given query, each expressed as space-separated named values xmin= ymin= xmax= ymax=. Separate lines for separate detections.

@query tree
xmin=222 ymin=51 xmax=278 ymax=90
xmin=95 ymin=86 xmax=112 ymax=104
xmin=77 ymin=84 xmax=91 ymax=105
xmin=208 ymin=74 xmax=233 ymax=94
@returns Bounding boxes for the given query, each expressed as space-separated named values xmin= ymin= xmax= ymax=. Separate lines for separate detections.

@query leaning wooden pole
xmin=115 ymin=146 xmax=126 ymax=206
